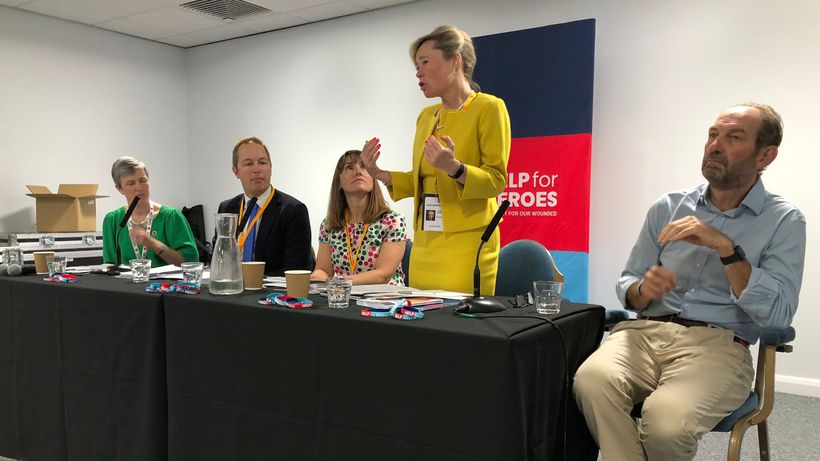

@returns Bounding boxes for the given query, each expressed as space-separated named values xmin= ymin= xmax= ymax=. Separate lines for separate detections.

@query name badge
xmin=422 ymin=194 xmax=444 ymax=232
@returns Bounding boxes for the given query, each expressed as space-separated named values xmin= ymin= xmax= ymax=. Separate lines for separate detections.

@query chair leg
xmin=726 ymin=423 xmax=748 ymax=461
xmin=758 ymin=420 xmax=770 ymax=461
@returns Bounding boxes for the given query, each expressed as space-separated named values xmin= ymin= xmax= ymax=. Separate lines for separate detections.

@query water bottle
xmin=209 ymin=213 xmax=243 ymax=295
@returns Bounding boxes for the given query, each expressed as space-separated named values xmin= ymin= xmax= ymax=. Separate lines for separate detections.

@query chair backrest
xmin=495 ymin=240 xmax=562 ymax=297
xmin=181 ymin=205 xmax=211 ymax=263
xmin=401 ymin=240 xmax=413 ymax=286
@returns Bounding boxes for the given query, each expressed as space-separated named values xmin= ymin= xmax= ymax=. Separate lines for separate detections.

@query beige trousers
xmin=573 ymin=320 xmax=754 ymax=461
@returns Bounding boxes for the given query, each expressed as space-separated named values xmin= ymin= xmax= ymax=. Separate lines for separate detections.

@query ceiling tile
xmin=95 ymin=16 xmax=170 ymax=40
xmin=0 ymin=0 xmax=33 ymax=7
xmin=8 ymin=0 xmax=422 ymax=45
xmin=62 ymin=0 xmax=173 ymax=18
xmin=350 ymin=0 xmax=415 ymax=10
xmin=106 ymin=6 xmax=224 ymax=37
xmin=291 ymin=0 xmax=366 ymax=22
xmin=237 ymin=11 xmax=308 ymax=33
xmin=250 ymin=0 xmax=331 ymax=12
xmin=18 ymin=0 xmax=110 ymax=24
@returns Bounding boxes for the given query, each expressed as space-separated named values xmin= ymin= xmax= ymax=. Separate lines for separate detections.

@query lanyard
xmin=344 ymin=215 xmax=370 ymax=273
xmin=238 ymin=188 xmax=275 ymax=250
xmin=433 ymin=91 xmax=476 ymax=132
xmin=127 ymin=209 xmax=154 ymax=259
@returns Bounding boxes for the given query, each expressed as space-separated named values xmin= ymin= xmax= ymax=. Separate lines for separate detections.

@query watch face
xmin=735 ymin=245 xmax=745 ymax=260
xmin=721 ymin=245 xmax=745 ymax=265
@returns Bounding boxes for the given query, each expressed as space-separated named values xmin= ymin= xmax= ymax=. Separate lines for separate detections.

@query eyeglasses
xmin=508 ymin=293 xmax=533 ymax=308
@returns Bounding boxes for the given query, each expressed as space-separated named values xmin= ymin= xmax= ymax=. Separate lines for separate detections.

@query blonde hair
xmin=324 ymin=150 xmax=391 ymax=230
xmin=410 ymin=25 xmax=480 ymax=91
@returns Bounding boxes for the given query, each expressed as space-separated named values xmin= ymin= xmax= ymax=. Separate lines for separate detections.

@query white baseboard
xmin=776 ymin=374 xmax=820 ymax=398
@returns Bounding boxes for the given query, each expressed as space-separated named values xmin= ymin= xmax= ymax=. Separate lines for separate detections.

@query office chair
xmin=401 ymin=240 xmax=412 ymax=286
xmin=719 ymin=326 xmax=795 ymax=460
xmin=495 ymin=239 xmax=563 ymax=297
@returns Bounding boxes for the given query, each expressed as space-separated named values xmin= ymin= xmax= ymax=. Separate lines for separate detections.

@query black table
xmin=164 ymin=291 xmax=604 ymax=461
xmin=0 ymin=275 xmax=168 ymax=461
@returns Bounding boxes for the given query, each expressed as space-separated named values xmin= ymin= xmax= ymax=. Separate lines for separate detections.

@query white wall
xmin=0 ymin=6 xmax=189 ymax=230
xmin=186 ymin=0 xmax=820 ymax=395
xmin=2 ymin=0 xmax=818 ymax=396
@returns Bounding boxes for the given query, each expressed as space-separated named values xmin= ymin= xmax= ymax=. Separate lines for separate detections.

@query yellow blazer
xmin=388 ymin=92 xmax=511 ymax=232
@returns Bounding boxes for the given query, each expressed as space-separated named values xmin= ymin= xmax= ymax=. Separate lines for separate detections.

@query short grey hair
xmin=111 ymin=156 xmax=148 ymax=187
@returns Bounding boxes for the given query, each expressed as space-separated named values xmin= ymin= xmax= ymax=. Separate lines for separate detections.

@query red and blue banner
xmin=474 ymin=19 xmax=595 ymax=301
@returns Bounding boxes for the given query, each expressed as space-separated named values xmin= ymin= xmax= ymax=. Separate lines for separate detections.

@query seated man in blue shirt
xmin=574 ymin=103 xmax=806 ymax=461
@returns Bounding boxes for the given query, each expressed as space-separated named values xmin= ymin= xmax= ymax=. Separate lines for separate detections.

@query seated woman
xmin=103 ymin=156 xmax=199 ymax=267
xmin=311 ymin=150 xmax=407 ymax=285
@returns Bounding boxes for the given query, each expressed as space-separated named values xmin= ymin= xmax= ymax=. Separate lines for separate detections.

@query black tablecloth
xmin=165 ymin=292 xmax=603 ymax=461
xmin=0 ymin=275 xmax=167 ymax=461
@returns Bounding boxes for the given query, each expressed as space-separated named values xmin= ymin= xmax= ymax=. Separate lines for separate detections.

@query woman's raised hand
xmin=361 ymin=137 xmax=390 ymax=184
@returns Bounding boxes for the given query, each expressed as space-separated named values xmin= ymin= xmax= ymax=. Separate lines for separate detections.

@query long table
xmin=164 ymin=292 xmax=604 ymax=461
xmin=0 ymin=275 xmax=167 ymax=461
xmin=1 ymin=274 xmax=604 ymax=461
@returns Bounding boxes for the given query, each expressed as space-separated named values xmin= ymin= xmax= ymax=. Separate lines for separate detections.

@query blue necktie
xmin=242 ymin=203 xmax=259 ymax=262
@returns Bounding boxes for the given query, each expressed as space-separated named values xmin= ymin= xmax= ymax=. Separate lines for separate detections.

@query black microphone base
xmin=454 ymin=296 xmax=506 ymax=315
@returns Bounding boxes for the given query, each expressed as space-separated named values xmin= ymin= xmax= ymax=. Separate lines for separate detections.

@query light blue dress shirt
xmin=616 ymin=179 xmax=806 ymax=343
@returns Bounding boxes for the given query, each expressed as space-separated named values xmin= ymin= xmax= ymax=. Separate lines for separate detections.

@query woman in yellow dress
xmin=361 ymin=25 xmax=511 ymax=294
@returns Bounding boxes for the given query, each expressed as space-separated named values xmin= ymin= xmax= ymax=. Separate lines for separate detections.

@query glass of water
xmin=326 ymin=276 xmax=353 ymax=309
xmin=533 ymin=280 xmax=563 ymax=315
xmin=181 ymin=262 xmax=204 ymax=285
xmin=130 ymin=258 xmax=151 ymax=283
xmin=47 ymin=255 xmax=68 ymax=276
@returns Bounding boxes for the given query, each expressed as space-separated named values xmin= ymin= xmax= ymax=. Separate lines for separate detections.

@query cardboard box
xmin=26 ymin=184 xmax=108 ymax=232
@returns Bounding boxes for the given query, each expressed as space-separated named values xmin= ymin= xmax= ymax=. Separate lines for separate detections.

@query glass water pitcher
xmin=209 ymin=213 xmax=244 ymax=295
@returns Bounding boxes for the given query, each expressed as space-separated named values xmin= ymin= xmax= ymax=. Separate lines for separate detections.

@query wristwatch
xmin=720 ymin=245 xmax=745 ymax=265
xmin=448 ymin=162 xmax=466 ymax=179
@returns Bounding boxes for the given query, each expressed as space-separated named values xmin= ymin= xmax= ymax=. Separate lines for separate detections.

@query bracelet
xmin=156 ymin=244 xmax=166 ymax=256
xmin=448 ymin=162 xmax=465 ymax=179
xmin=636 ymin=279 xmax=644 ymax=297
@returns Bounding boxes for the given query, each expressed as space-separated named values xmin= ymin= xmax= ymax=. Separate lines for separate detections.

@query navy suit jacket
xmin=217 ymin=189 xmax=314 ymax=276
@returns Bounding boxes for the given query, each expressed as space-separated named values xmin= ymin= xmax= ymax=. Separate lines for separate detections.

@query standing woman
xmin=103 ymin=156 xmax=199 ymax=267
xmin=361 ymin=25 xmax=511 ymax=294
xmin=311 ymin=150 xmax=407 ymax=285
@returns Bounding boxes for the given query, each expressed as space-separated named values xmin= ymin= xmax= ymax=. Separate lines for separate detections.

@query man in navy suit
xmin=217 ymin=136 xmax=314 ymax=275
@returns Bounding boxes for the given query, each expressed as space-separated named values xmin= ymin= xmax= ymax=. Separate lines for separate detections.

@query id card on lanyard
xmin=238 ymin=188 xmax=275 ymax=251
xmin=422 ymin=194 xmax=443 ymax=231
xmin=127 ymin=211 xmax=154 ymax=259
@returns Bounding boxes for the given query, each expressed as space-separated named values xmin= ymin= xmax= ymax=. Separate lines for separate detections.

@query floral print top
xmin=318 ymin=210 xmax=407 ymax=285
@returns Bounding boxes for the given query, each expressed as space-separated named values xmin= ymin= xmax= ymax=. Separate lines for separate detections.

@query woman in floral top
xmin=311 ymin=150 xmax=408 ymax=285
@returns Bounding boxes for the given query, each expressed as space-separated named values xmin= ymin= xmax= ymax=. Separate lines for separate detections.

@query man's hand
xmin=657 ymin=216 xmax=734 ymax=256
xmin=640 ymin=265 xmax=677 ymax=300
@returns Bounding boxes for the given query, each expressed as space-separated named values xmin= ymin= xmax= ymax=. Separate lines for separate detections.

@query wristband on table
xmin=360 ymin=300 xmax=406 ymax=318
xmin=274 ymin=296 xmax=313 ymax=309
xmin=257 ymin=293 xmax=313 ymax=308
xmin=394 ymin=306 xmax=424 ymax=320
xmin=44 ymin=273 xmax=78 ymax=283
xmin=145 ymin=282 xmax=200 ymax=294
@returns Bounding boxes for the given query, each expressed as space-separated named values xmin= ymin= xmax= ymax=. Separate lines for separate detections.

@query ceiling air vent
xmin=179 ymin=0 xmax=272 ymax=21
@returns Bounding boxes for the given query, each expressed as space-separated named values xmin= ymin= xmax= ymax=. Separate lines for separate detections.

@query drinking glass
xmin=533 ymin=280 xmax=563 ymax=314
